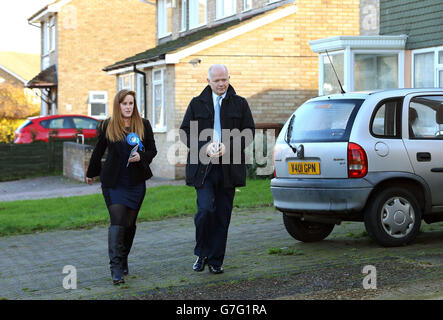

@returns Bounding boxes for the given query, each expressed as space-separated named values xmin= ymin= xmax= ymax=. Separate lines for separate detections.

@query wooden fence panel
xmin=0 ymin=138 xmax=98 ymax=181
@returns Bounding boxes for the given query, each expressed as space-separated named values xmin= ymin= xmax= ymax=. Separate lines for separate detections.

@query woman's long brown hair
xmin=105 ymin=89 xmax=144 ymax=142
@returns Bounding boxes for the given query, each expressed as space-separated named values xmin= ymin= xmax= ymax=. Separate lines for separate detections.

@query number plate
xmin=288 ymin=162 xmax=320 ymax=175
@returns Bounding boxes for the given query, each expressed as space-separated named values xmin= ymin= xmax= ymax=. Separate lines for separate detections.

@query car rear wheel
xmin=364 ymin=187 xmax=422 ymax=247
xmin=283 ymin=214 xmax=335 ymax=242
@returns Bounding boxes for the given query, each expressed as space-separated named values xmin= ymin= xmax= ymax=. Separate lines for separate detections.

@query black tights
xmin=108 ymin=204 xmax=139 ymax=227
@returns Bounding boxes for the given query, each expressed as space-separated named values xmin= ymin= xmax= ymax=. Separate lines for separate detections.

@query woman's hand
xmin=128 ymin=151 xmax=141 ymax=163
xmin=86 ymin=177 xmax=94 ymax=185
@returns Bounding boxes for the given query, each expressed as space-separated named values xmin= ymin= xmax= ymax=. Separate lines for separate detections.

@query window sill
xmin=158 ymin=32 xmax=172 ymax=39
xmin=215 ymin=13 xmax=236 ymax=22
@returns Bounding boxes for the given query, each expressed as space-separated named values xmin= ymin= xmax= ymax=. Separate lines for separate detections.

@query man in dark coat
xmin=180 ymin=64 xmax=255 ymax=274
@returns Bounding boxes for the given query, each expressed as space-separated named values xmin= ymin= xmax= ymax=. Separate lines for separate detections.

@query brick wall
xmin=174 ymin=0 xmax=360 ymax=127
xmin=57 ymin=0 xmax=156 ymax=117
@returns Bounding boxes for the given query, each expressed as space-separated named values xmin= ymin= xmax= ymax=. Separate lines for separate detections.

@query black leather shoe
xmin=193 ymin=256 xmax=207 ymax=272
xmin=208 ymin=265 xmax=224 ymax=274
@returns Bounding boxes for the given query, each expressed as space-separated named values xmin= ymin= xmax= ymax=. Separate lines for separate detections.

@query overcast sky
xmin=0 ymin=0 xmax=55 ymax=54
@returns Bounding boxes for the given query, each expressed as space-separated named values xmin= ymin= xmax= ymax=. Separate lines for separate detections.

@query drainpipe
xmin=133 ymin=64 xmax=147 ymax=119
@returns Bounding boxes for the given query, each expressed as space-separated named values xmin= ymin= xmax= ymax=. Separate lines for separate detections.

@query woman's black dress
xmin=102 ymin=132 xmax=146 ymax=210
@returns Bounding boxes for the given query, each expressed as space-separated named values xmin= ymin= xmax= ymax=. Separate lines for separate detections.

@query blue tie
xmin=213 ymin=95 xmax=222 ymax=143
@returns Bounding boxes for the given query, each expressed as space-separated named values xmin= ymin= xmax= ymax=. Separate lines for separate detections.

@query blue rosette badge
xmin=126 ymin=133 xmax=145 ymax=167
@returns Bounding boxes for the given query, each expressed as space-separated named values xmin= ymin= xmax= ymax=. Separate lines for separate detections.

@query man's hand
xmin=206 ymin=142 xmax=226 ymax=158
xmin=85 ymin=177 xmax=94 ymax=185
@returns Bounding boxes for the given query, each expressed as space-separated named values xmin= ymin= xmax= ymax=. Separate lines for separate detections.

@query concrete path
xmin=0 ymin=175 xmax=185 ymax=202
xmin=0 ymin=207 xmax=286 ymax=300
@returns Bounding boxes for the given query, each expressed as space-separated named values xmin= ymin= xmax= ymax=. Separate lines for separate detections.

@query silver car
xmin=271 ymin=89 xmax=443 ymax=247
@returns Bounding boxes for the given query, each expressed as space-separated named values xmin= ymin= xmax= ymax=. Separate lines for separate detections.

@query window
xmin=409 ymin=96 xmax=443 ymax=139
xmin=288 ymin=99 xmax=364 ymax=143
xmin=117 ymin=73 xmax=145 ymax=118
xmin=152 ymin=69 xmax=166 ymax=132
xmin=43 ymin=21 xmax=48 ymax=55
xmin=414 ymin=52 xmax=434 ymax=88
xmin=182 ymin=0 xmax=207 ymax=31
xmin=371 ymin=99 xmax=401 ymax=138
xmin=48 ymin=117 xmax=75 ymax=129
xmin=118 ymin=74 xmax=134 ymax=90
xmin=88 ymin=91 xmax=108 ymax=119
xmin=49 ymin=16 xmax=55 ymax=52
xmin=72 ymin=117 xmax=99 ymax=130
xmin=43 ymin=17 xmax=55 ymax=54
xmin=243 ymin=0 xmax=252 ymax=11
xmin=322 ymin=52 xmax=344 ymax=95
xmin=216 ymin=0 xmax=236 ymax=19
xmin=158 ymin=0 xmax=173 ymax=38
xmin=181 ymin=0 xmax=187 ymax=31
xmin=354 ymin=53 xmax=398 ymax=91
xmin=412 ymin=47 xmax=443 ymax=88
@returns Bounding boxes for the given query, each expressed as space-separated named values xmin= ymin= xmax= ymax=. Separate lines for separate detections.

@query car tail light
xmin=347 ymin=142 xmax=368 ymax=178
xmin=272 ymin=144 xmax=283 ymax=178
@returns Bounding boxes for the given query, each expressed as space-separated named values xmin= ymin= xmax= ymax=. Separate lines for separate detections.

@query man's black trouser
xmin=194 ymin=164 xmax=235 ymax=268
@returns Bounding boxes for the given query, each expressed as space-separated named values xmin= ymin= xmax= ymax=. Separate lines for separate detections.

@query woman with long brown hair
xmin=86 ymin=89 xmax=157 ymax=285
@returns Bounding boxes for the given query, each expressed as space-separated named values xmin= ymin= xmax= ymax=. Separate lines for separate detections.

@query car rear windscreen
xmin=288 ymin=99 xmax=364 ymax=142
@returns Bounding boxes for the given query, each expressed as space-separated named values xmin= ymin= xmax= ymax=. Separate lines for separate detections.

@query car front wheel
xmin=283 ymin=214 xmax=335 ymax=242
xmin=364 ymin=187 xmax=422 ymax=247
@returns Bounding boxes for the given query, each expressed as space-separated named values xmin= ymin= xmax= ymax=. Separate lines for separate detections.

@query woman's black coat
xmin=86 ymin=118 xmax=157 ymax=187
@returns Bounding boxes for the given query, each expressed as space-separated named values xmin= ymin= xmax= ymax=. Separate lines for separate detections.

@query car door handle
xmin=431 ymin=168 xmax=443 ymax=172
xmin=416 ymin=152 xmax=431 ymax=162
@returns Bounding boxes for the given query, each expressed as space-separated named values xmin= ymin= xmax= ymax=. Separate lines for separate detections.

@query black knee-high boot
xmin=108 ymin=225 xmax=125 ymax=285
xmin=122 ymin=226 xmax=136 ymax=275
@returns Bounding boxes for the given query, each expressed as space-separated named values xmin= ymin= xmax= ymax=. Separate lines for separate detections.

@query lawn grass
xmin=0 ymin=179 xmax=273 ymax=237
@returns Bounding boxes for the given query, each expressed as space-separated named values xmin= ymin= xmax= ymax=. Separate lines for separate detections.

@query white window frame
xmin=182 ymin=0 xmax=207 ymax=31
xmin=118 ymin=73 xmax=134 ymax=91
xmin=88 ymin=91 xmax=108 ymax=120
xmin=158 ymin=0 xmax=172 ymax=38
xmin=318 ymin=50 xmax=346 ymax=96
xmin=189 ymin=0 xmax=207 ymax=30
xmin=117 ymin=73 xmax=145 ymax=117
xmin=43 ymin=21 xmax=49 ymax=55
xmin=351 ymin=49 xmax=404 ymax=92
xmin=152 ymin=69 xmax=167 ymax=133
xmin=48 ymin=16 xmax=55 ymax=52
xmin=411 ymin=46 xmax=443 ymax=88
xmin=216 ymin=0 xmax=236 ymax=20
xmin=181 ymin=0 xmax=188 ymax=31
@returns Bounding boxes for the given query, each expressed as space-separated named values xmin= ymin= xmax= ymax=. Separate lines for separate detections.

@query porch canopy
xmin=309 ymin=35 xmax=408 ymax=95
xmin=26 ymin=65 xmax=57 ymax=89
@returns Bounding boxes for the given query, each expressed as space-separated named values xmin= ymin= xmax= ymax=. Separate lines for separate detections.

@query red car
xmin=14 ymin=115 xmax=101 ymax=144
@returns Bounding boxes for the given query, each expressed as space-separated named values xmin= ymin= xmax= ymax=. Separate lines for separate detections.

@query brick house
xmin=0 ymin=51 xmax=41 ymax=109
xmin=27 ymin=0 xmax=156 ymax=119
xmin=104 ymin=0 xmax=361 ymax=179
xmin=309 ymin=0 xmax=443 ymax=94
